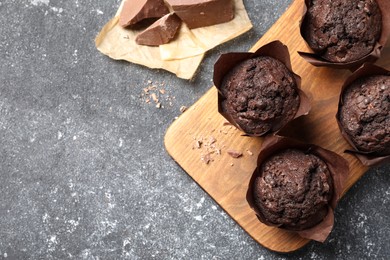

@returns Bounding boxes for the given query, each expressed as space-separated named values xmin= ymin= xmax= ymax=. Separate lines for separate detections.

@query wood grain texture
xmin=164 ymin=0 xmax=390 ymax=253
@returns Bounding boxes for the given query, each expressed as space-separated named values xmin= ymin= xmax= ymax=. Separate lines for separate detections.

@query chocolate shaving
xmin=195 ymin=140 xmax=202 ymax=149
xmin=227 ymin=150 xmax=243 ymax=158
xmin=201 ymin=153 xmax=212 ymax=164
xmin=246 ymin=135 xmax=350 ymax=242
xmin=298 ymin=0 xmax=390 ymax=70
xmin=214 ymin=41 xmax=311 ymax=137
xmin=151 ymin=93 xmax=158 ymax=103
xmin=336 ymin=63 xmax=390 ymax=166
xmin=209 ymin=136 xmax=217 ymax=145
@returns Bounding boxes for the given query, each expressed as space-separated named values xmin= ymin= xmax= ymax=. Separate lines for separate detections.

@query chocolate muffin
xmin=303 ymin=0 xmax=382 ymax=63
xmin=220 ymin=56 xmax=300 ymax=136
xmin=339 ymin=75 xmax=390 ymax=155
xmin=253 ymin=149 xmax=334 ymax=231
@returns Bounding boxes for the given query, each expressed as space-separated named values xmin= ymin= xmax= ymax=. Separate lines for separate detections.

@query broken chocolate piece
xmin=165 ymin=0 xmax=234 ymax=29
xmin=119 ymin=0 xmax=170 ymax=27
xmin=136 ymin=13 xmax=182 ymax=46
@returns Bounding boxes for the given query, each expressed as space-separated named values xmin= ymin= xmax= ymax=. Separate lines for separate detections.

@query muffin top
xmin=303 ymin=0 xmax=382 ymax=63
xmin=220 ymin=56 xmax=300 ymax=136
xmin=339 ymin=75 xmax=390 ymax=154
xmin=253 ymin=149 xmax=333 ymax=231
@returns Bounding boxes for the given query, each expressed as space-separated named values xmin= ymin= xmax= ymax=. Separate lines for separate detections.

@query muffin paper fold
xmin=246 ymin=135 xmax=350 ymax=242
xmin=213 ymin=41 xmax=311 ymax=137
xmin=298 ymin=0 xmax=390 ymax=70
xmin=336 ymin=63 xmax=390 ymax=166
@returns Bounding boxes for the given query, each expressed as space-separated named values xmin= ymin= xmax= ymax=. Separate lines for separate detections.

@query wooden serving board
xmin=164 ymin=0 xmax=390 ymax=253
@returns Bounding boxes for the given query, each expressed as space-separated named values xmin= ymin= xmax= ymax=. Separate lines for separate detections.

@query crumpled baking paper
xmin=95 ymin=0 xmax=252 ymax=79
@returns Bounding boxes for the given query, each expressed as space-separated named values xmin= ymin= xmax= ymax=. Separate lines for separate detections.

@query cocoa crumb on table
xmin=227 ymin=150 xmax=243 ymax=158
xmin=201 ymin=153 xmax=212 ymax=164
xmin=208 ymin=136 xmax=216 ymax=145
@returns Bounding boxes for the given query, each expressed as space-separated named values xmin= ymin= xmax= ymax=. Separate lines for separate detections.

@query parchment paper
xmin=95 ymin=0 xmax=252 ymax=79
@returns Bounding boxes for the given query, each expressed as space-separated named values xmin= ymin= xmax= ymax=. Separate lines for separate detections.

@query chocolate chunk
xmin=166 ymin=0 xmax=234 ymax=29
xmin=119 ymin=0 xmax=170 ymax=28
xmin=136 ymin=13 xmax=182 ymax=46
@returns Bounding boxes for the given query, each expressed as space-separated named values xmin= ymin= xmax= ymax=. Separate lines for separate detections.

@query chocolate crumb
xmin=156 ymin=103 xmax=161 ymax=108
xmin=151 ymin=93 xmax=159 ymax=103
xmin=246 ymin=150 xmax=253 ymax=156
xmin=180 ymin=106 xmax=187 ymax=113
xmin=209 ymin=136 xmax=216 ymax=145
xmin=227 ymin=150 xmax=243 ymax=158
xmin=201 ymin=153 xmax=212 ymax=164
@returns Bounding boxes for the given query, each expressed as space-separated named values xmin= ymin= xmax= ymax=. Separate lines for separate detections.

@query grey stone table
xmin=1 ymin=0 xmax=389 ymax=259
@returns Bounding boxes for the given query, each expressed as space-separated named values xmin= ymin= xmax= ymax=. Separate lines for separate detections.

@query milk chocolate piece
xmin=166 ymin=0 xmax=234 ymax=29
xmin=119 ymin=0 xmax=170 ymax=27
xmin=136 ymin=13 xmax=182 ymax=46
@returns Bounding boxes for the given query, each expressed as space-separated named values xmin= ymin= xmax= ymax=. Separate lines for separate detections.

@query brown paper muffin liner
xmin=336 ymin=63 xmax=390 ymax=166
xmin=298 ymin=0 xmax=390 ymax=70
xmin=213 ymin=41 xmax=311 ymax=137
xmin=246 ymin=135 xmax=350 ymax=242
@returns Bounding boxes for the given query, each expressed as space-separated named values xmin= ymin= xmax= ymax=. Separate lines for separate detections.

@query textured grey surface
xmin=0 ymin=0 xmax=389 ymax=259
